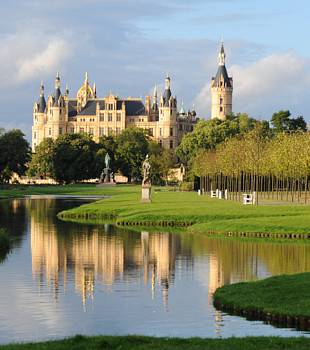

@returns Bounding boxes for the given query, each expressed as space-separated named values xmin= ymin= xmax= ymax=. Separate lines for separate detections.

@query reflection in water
xmin=29 ymin=198 xmax=182 ymax=308
xmin=0 ymin=197 xmax=310 ymax=342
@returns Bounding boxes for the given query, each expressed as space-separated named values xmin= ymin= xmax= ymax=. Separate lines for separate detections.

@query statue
xmin=105 ymin=153 xmax=111 ymax=169
xmin=142 ymin=154 xmax=151 ymax=186
xmin=141 ymin=154 xmax=151 ymax=203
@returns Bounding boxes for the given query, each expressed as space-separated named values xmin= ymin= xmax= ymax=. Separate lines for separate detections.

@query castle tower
xmin=32 ymin=82 xmax=47 ymax=150
xmin=158 ymin=75 xmax=177 ymax=149
xmin=211 ymin=43 xmax=233 ymax=120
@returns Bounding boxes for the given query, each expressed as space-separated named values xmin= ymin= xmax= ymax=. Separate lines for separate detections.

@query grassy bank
xmin=1 ymin=335 xmax=310 ymax=350
xmin=214 ymin=273 xmax=310 ymax=330
xmin=57 ymin=185 xmax=310 ymax=237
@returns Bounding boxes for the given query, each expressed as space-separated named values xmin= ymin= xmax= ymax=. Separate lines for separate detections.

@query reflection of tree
xmin=0 ymin=199 xmax=28 ymax=252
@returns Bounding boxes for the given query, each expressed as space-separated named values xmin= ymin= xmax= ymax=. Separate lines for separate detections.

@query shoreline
xmin=213 ymin=273 xmax=310 ymax=331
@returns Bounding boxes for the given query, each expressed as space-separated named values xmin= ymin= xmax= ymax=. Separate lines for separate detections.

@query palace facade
xmin=32 ymin=73 xmax=198 ymax=151
xmin=32 ymin=43 xmax=233 ymax=150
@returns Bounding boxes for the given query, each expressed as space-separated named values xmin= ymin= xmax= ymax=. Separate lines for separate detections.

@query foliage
xmin=149 ymin=148 xmax=176 ymax=185
xmin=176 ymin=114 xmax=268 ymax=164
xmin=179 ymin=181 xmax=194 ymax=191
xmin=115 ymin=127 xmax=149 ymax=182
xmin=27 ymin=138 xmax=55 ymax=178
xmin=1 ymin=335 xmax=310 ymax=350
xmin=271 ymin=110 xmax=307 ymax=133
xmin=53 ymin=133 xmax=98 ymax=184
xmin=0 ymin=129 xmax=30 ymax=183
xmin=95 ymin=135 xmax=118 ymax=175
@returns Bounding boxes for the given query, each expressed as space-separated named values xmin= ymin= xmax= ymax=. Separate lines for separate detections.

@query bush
xmin=179 ymin=181 xmax=194 ymax=191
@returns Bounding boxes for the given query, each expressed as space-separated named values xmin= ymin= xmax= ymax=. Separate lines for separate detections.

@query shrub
xmin=179 ymin=181 xmax=194 ymax=191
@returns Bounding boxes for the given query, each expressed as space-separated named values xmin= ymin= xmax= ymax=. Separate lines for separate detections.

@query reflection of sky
xmin=0 ymin=198 xmax=310 ymax=344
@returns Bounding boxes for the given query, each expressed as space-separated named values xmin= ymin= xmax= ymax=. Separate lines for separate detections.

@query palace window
xmin=80 ymin=127 xmax=84 ymax=133
xmin=59 ymin=127 xmax=63 ymax=135
xmin=220 ymin=106 xmax=223 ymax=112
xmin=48 ymin=128 xmax=52 ymax=136
xmin=100 ymin=115 xmax=104 ymax=122
xmin=159 ymin=140 xmax=163 ymax=148
xmin=116 ymin=127 xmax=121 ymax=135
xmin=108 ymin=103 xmax=114 ymax=110
xmin=170 ymin=140 xmax=173 ymax=149
xmin=116 ymin=113 xmax=121 ymax=122
xmin=108 ymin=113 xmax=113 ymax=122
xmin=99 ymin=127 xmax=104 ymax=136
xmin=149 ymin=128 xmax=153 ymax=136
xmin=89 ymin=128 xmax=94 ymax=135
xmin=70 ymin=127 xmax=74 ymax=134
xmin=159 ymin=128 xmax=162 ymax=136
xmin=170 ymin=127 xmax=173 ymax=137
xmin=34 ymin=132 xmax=37 ymax=139
xmin=220 ymin=97 xmax=223 ymax=105
xmin=179 ymin=124 xmax=183 ymax=131
xmin=108 ymin=127 xmax=112 ymax=135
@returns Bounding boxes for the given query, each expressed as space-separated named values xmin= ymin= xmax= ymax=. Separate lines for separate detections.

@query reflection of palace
xmin=30 ymin=200 xmax=182 ymax=307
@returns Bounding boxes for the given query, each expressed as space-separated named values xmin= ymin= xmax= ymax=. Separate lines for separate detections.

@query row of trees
xmin=176 ymin=111 xmax=307 ymax=165
xmin=192 ymin=126 xmax=310 ymax=203
xmin=28 ymin=128 xmax=176 ymax=184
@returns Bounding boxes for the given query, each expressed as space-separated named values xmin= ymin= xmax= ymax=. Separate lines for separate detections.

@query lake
xmin=0 ymin=197 xmax=309 ymax=344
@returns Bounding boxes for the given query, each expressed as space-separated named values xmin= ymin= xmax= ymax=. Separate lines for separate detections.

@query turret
xmin=211 ymin=42 xmax=233 ymax=120
xmin=152 ymin=85 xmax=158 ymax=111
xmin=32 ymin=82 xmax=47 ymax=150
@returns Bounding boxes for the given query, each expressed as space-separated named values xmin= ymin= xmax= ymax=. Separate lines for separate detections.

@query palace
xmin=32 ymin=43 xmax=233 ymax=150
xmin=32 ymin=73 xmax=198 ymax=151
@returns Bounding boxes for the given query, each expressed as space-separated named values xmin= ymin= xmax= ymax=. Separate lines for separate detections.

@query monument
xmin=141 ymin=154 xmax=151 ymax=203
xmin=98 ymin=153 xmax=115 ymax=186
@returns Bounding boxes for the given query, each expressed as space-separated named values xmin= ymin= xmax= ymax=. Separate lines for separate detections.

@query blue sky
xmin=0 ymin=0 xmax=310 ymax=139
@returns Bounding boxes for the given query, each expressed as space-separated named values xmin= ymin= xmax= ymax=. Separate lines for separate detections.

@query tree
xmin=52 ymin=133 xmax=98 ymax=184
xmin=115 ymin=127 xmax=149 ymax=182
xmin=27 ymin=138 xmax=55 ymax=178
xmin=271 ymin=110 xmax=307 ymax=133
xmin=176 ymin=114 xmax=264 ymax=164
xmin=149 ymin=148 xmax=176 ymax=185
xmin=0 ymin=129 xmax=30 ymax=182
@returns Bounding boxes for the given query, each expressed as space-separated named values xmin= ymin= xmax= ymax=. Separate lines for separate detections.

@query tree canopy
xmin=0 ymin=129 xmax=30 ymax=183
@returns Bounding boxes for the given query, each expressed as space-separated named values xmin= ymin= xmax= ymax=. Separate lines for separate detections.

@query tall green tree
xmin=271 ymin=110 xmax=307 ymax=133
xmin=116 ymin=127 xmax=149 ymax=182
xmin=27 ymin=138 xmax=55 ymax=178
xmin=0 ymin=129 xmax=30 ymax=182
xmin=52 ymin=133 xmax=98 ymax=184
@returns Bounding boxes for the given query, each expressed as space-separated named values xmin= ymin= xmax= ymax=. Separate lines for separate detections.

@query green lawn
xmin=56 ymin=185 xmax=310 ymax=237
xmin=214 ymin=272 xmax=310 ymax=323
xmin=2 ymin=184 xmax=310 ymax=237
xmin=1 ymin=335 xmax=310 ymax=350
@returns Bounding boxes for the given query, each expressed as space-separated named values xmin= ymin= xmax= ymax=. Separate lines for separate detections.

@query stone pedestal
xmin=141 ymin=185 xmax=151 ymax=203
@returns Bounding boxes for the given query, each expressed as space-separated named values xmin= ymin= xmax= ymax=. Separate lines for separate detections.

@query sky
xmin=0 ymin=0 xmax=310 ymax=139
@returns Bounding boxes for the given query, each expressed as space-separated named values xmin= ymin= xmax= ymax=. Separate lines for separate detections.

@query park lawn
xmin=57 ymin=185 xmax=310 ymax=236
xmin=213 ymin=272 xmax=310 ymax=320
xmin=1 ymin=335 xmax=310 ymax=350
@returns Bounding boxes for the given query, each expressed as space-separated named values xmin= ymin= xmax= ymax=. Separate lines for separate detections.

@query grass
xmin=214 ymin=272 xmax=310 ymax=323
xmin=3 ymin=184 xmax=310 ymax=237
xmin=1 ymin=335 xmax=310 ymax=350
xmin=56 ymin=185 xmax=310 ymax=237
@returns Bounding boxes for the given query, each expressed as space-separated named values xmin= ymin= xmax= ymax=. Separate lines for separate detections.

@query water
xmin=0 ymin=197 xmax=309 ymax=344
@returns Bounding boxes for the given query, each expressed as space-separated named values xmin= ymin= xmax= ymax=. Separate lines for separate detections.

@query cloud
xmin=0 ymin=33 xmax=72 ymax=87
xmin=194 ymin=51 xmax=310 ymax=119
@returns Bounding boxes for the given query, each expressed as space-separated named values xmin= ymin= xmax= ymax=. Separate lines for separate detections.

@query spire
xmin=219 ymin=42 xmax=226 ymax=66
xmin=84 ymin=72 xmax=89 ymax=84
xmin=93 ymin=83 xmax=97 ymax=98
xmin=54 ymin=72 xmax=62 ymax=105
xmin=152 ymin=85 xmax=158 ymax=111
xmin=38 ymin=82 xmax=46 ymax=113
xmin=55 ymin=72 xmax=61 ymax=89
xmin=65 ymin=83 xmax=69 ymax=96
xmin=40 ymin=81 xmax=44 ymax=97
xmin=163 ymin=74 xmax=172 ymax=107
